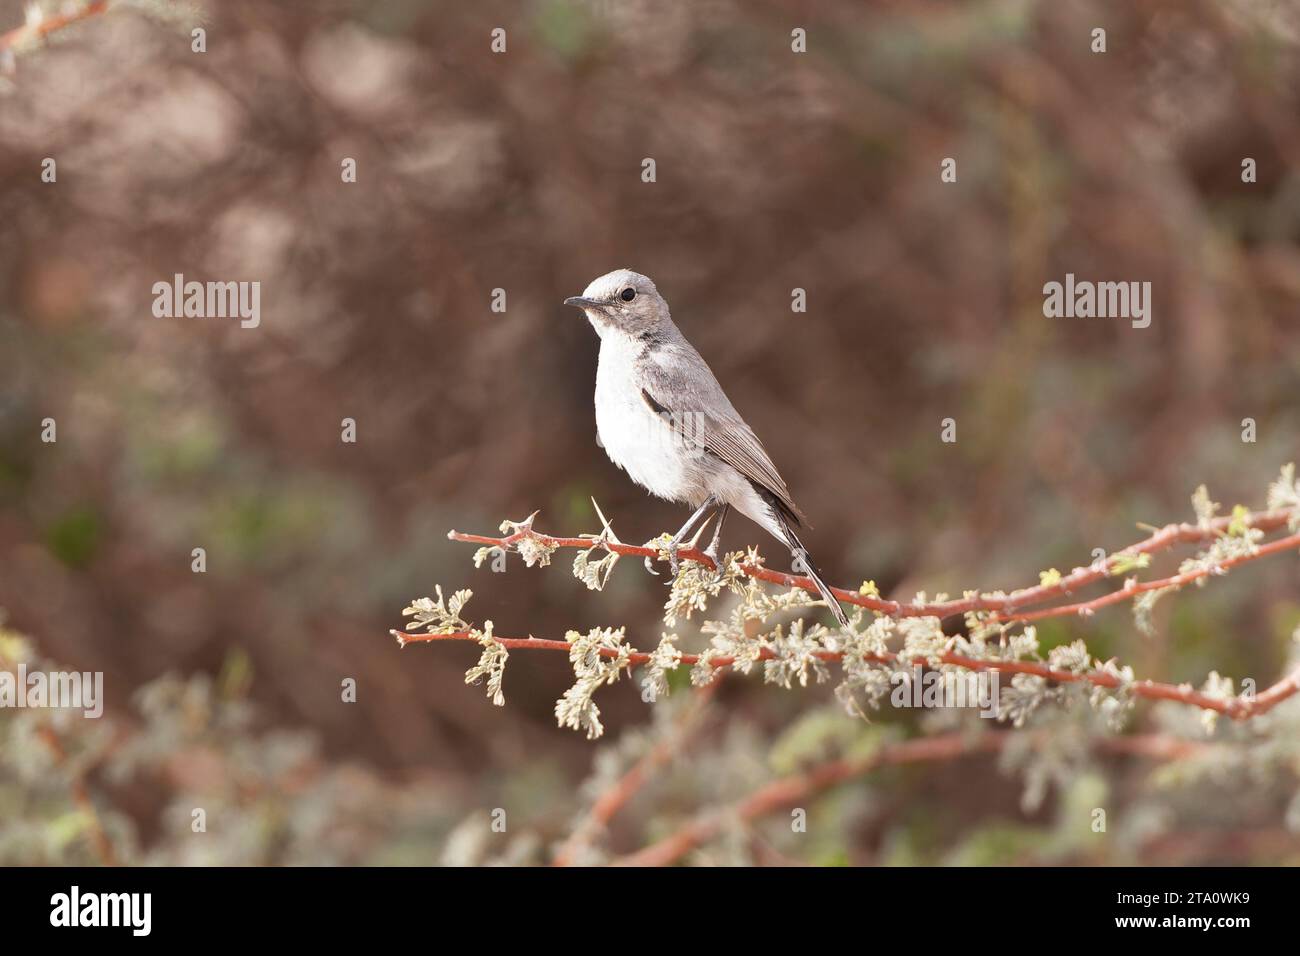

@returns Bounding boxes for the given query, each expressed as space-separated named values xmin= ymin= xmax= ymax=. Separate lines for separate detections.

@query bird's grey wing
xmin=639 ymin=343 xmax=805 ymax=524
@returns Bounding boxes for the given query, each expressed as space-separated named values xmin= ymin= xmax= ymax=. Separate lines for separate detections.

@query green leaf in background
xmin=534 ymin=0 xmax=592 ymax=60
xmin=44 ymin=505 xmax=102 ymax=569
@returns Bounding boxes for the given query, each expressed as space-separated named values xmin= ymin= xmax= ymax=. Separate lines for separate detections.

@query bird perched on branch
xmin=565 ymin=268 xmax=849 ymax=628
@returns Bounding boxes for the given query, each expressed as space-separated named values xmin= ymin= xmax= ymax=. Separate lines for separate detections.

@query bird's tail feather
xmin=773 ymin=512 xmax=850 ymax=628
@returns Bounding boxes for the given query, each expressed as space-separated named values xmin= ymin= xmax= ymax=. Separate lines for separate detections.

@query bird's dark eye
xmin=620 ymin=287 xmax=636 ymax=302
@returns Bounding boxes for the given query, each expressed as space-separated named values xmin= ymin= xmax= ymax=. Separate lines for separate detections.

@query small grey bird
xmin=565 ymin=268 xmax=849 ymax=628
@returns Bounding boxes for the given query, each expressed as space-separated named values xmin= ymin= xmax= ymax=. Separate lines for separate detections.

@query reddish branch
xmin=609 ymin=732 xmax=1211 ymax=867
xmin=394 ymin=627 xmax=1300 ymax=721
xmin=34 ymin=725 xmax=119 ymax=866
xmin=447 ymin=507 xmax=1298 ymax=625
xmin=996 ymin=528 xmax=1300 ymax=624
xmin=427 ymin=502 xmax=1300 ymax=859
xmin=0 ymin=0 xmax=110 ymax=54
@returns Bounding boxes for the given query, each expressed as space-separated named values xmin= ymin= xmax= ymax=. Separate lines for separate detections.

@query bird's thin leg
xmin=671 ymin=498 xmax=716 ymax=544
xmin=703 ymin=504 xmax=729 ymax=565
xmin=647 ymin=497 xmax=718 ymax=577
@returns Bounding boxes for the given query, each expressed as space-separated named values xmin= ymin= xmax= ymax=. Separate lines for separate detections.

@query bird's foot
xmin=646 ymin=518 xmax=712 ymax=582
xmin=667 ymin=517 xmax=716 ymax=579
xmin=666 ymin=540 xmax=682 ymax=577
xmin=642 ymin=533 xmax=676 ymax=577
xmin=641 ymin=534 xmax=685 ymax=583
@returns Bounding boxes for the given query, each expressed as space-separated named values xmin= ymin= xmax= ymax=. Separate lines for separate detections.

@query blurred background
xmin=1 ymin=0 xmax=1299 ymax=865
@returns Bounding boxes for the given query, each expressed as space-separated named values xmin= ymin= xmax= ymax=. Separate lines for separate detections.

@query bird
xmin=564 ymin=268 xmax=850 ymax=628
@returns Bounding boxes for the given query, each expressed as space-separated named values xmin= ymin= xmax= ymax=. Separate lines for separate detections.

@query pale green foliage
xmin=898 ymin=615 xmax=950 ymax=663
xmin=1141 ymin=646 xmax=1300 ymax=843
xmin=497 ymin=511 xmax=556 ymax=568
xmin=550 ymin=694 xmax=703 ymax=865
xmin=1190 ymin=484 xmax=1219 ymax=528
xmin=1267 ymin=463 xmax=1300 ymax=530
xmin=689 ymin=649 xmax=722 ymax=687
xmin=572 ymin=498 xmax=621 ymax=590
xmin=1108 ymin=551 xmax=1152 ymax=576
xmin=948 ymin=627 xmax=1137 ymax=731
xmin=1133 ymin=585 xmax=1177 ymax=636
xmin=639 ymin=633 xmax=682 ymax=703
xmin=662 ymin=548 xmax=749 ymax=627
xmin=999 ymin=712 xmax=1095 ymax=813
xmin=763 ymin=617 xmax=833 ymax=689
xmin=1047 ymin=639 xmax=1092 ymax=673
xmin=514 ymin=537 xmax=556 ymax=568
xmin=1 ymin=625 xmax=463 ymax=865
xmin=833 ymin=616 xmax=897 ymax=717
xmin=573 ymin=548 xmax=619 ymax=591
xmin=554 ymin=627 xmax=633 ymax=739
xmin=1178 ymin=487 xmax=1263 ymax=578
xmin=696 ymin=574 xmax=820 ymax=678
xmin=399 ymin=584 xmax=472 ymax=637
xmin=769 ymin=708 xmax=885 ymax=775
xmin=1197 ymin=671 xmax=1235 ymax=735
xmin=400 ymin=554 xmax=1132 ymax=738
xmin=402 ymin=470 xmax=1297 ymax=746
xmin=1227 ymin=504 xmax=1252 ymax=537
xmin=996 ymin=675 xmax=1047 ymax=728
xmin=396 ymin=589 xmax=507 ymax=707
xmin=464 ymin=621 xmax=507 ymax=707
xmin=1089 ymin=658 xmax=1138 ymax=731
xmin=1130 ymin=479 xmax=1269 ymax=635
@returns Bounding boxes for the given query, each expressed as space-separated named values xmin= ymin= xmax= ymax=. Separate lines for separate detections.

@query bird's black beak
xmin=564 ymin=296 xmax=603 ymax=309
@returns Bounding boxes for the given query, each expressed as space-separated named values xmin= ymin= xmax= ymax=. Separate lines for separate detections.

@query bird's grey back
xmin=637 ymin=320 xmax=804 ymax=523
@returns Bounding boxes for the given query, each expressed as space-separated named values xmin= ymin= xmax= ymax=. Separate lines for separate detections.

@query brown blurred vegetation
xmin=1 ymin=0 xmax=1299 ymax=864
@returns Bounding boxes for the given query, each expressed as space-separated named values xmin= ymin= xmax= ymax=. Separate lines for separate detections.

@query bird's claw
xmin=667 ymin=541 xmax=681 ymax=578
xmin=644 ymin=526 xmax=704 ymax=583
xmin=642 ymin=534 xmax=677 ymax=577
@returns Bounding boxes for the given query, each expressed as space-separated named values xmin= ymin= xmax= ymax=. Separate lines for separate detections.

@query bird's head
xmin=564 ymin=269 xmax=670 ymax=337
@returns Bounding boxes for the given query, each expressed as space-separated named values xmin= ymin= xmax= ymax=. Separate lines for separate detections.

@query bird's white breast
xmin=593 ymin=331 xmax=696 ymax=503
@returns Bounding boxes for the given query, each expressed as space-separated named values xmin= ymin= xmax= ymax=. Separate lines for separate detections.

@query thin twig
xmin=989 ymin=528 xmax=1300 ymax=624
xmin=552 ymin=678 xmax=721 ymax=867
xmin=609 ymin=732 xmax=1211 ymax=867
xmin=0 ymin=652 xmax=118 ymax=866
xmin=392 ymin=627 xmax=1300 ymax=721
xmin=447 ymin=507 xmax=1298 ymax=625
xmin=34 ymin=725 xmax=119 ymax=866
xmin=0 ymin=0 xmax=110 ymax=55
